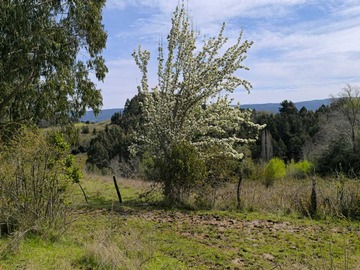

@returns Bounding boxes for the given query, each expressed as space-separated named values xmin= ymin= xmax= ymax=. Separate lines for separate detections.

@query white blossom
xmin=132 ymin=2 xmax=265 ymax=161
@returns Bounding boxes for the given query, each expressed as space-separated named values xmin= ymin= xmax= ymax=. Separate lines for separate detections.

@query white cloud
xmin=98 ymin=58 xmax=139 ymax=109
xmin=102 ymin=0 xmax=360 ymax=108
xmin=106 ymin=0 xmax=127 ymax=10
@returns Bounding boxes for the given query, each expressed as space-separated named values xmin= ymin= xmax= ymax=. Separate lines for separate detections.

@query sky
xmin=97 ymin=0 xmax=360 ymax=109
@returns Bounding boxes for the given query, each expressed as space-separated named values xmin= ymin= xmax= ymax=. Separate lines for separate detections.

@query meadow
xmin=1 ymin=162 xmax=359 ymax=270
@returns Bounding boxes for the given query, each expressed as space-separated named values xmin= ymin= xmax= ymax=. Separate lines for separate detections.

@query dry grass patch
xmin=210 ymin=177 xmax=360 ymax=219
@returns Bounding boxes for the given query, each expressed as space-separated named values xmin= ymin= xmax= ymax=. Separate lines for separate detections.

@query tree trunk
xmin=261 ymin=129 xmax=273 ymax=161
xmin=78 ymin=182 xmax=89 ymax=204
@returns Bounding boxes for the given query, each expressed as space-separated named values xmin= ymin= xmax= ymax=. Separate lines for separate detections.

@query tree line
xmin=88 ymin=84 xmax=360 ymax=181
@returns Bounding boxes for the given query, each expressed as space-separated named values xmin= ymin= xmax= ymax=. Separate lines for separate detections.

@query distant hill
xmin=241 ymin=98 xmax=332 ymax=113
xmin=80 ymin=108 xmax=123 ymax=123
xmin=80 ymin=98 xmax=332 ymax=122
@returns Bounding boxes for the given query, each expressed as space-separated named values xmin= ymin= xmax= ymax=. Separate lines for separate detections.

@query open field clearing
xmin=1 ymin=173 xmax=359 ymax=270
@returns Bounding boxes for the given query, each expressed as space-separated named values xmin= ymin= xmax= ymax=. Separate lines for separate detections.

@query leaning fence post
xmin=309 ymin=176 xmax=317 ymax=217
xmin=113 ymin=175 xmax=123 ymax=204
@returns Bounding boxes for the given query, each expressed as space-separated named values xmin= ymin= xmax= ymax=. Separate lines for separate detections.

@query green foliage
xmin=264 ymin=158 xmax=286 ymax=187
xmin=81 ymin=125 xmax=90 ymax=134
xmin=64 ymin=155 xmax=83 ymax=184
xmin=317 ymin=138 xmax=360 ymax=177
xmin=294 ymin=160 xmax=314 ymax=176
xmin=0 ymin=1 xmax=107 ymax=124
xmin=87 ymin=94 xmax=145 ymax=174
xmin=194 ymin=145 xmax=243 ymax=208
xmin=287 ymin=159 xmax=314 ymax=179
xmin=163 ymin=142 xmax=208 ymax=205
xmin=251 ymin=100 xmax=320 ymax=162
xmin=139 ymin=151 xmax=160 ymax=181
xmin=195 ymin=153 xmax=239 ymax=209
xmin=142 ymin=141 xmax=207 ymax=205
xmin=0 ymin=127 xmax=76 ymax=237
xmin=241 ymin=160 xmax=266 ymax=181
xmin=87 ymin=125 xmax=127 ymax=169
xmin=111 ymin=94 xmax=145 ymax=133
xmin=60 ymin=124 xmax=80 ymax=148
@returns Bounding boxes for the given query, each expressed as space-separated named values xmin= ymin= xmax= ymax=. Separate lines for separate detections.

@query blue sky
xmin=98 ymin=0 xmax=360 ymax=109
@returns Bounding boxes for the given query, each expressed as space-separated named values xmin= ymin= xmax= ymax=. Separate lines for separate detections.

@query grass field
xmin=1 ymin=170 xmax=359 ymax=270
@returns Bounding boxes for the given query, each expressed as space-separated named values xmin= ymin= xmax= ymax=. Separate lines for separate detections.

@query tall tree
xmin=252 ymin=101 xmax=320 ymax=162
xmin=332 ymin=84 xmax=360 ymax=152
xmin=132 ymin=3 xmax=264 ymax=201
xmin=0 ymin=0 xmax=107 ymax=124
xmin=132 ymin=3 xmax=263 ymax=159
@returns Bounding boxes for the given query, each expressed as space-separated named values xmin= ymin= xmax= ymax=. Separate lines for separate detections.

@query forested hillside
xmin=86 ymin=88 xmax=360 ymax=180
xmin=79 ymin=98 xmax=332 ymax=122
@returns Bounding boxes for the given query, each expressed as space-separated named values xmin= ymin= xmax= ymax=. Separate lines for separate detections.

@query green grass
xmin=76 ymin=120 xmax=110 ymax=147
xmin=1 ymin=173 xmax=360 ymax=269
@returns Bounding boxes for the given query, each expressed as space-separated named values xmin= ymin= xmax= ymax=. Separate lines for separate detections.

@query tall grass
xmin=201 ymin=177 xmax=360 ymax=219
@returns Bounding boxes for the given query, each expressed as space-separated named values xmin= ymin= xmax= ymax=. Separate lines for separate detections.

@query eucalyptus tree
xmin=0 ymin=0 xmax=107 ymax=124
xmin=132 ymin=3 xmax=264 ymax=201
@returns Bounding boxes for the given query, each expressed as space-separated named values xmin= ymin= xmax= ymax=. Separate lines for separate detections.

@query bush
xmin=242 ymin=159 xmax=265 ymax=181
xmin=264 ymin=158 xmax=286 ymax=187
xmin=194 ymin=151 xmax=239 ymax=209
xmin=87 ymin=126 xmax=130 ymax=170
xmin=163 ymin=142 xmax=208 ymax=205
xmin=316 ymin=138 xmax=360 ymax=178
xmin=142 ymin=141 xmax=207 ymax=205
xmin=81 ymin=125 xmax=90 ymax=134
xmin=61 ymin=124 xmax=80 ymax=148
xmin=287 ymin=159 xmax=314 ymax=179
xmin=0 ymin=127 xmax=76 ymax=237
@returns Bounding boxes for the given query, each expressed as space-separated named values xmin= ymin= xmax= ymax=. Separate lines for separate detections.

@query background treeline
xmin=86 ymin=86 xmax=360 ymax=180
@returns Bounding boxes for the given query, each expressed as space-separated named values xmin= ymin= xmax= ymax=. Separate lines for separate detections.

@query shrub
xmin=61 ymin=124 xmax=80 ymax=148
xmin=142 ymin=141 xmax=207 ymax=205
xmin=194 ymin=150 xmax=239 ymax=209
xmin=163 ymin=142 xmax=208 ymax=205
xmin=242 ymin=159 xmax=265 ymax=181
xmin=316 ymin=138 xmax=360 ymax=178
xmin=264 ymin=158 xmax=286 ymax=187
xmin=87 ymin=125 xmax=131 ymax=171
xmin=0 ymin=127 xmax=76 ymax=237
xmin=81 ymin=125 xmax=90 ymax=134
xmin=294 ymin=160 xmax=314 ymax=177
xmin=287 ymin=159 xmax=314 ymax=179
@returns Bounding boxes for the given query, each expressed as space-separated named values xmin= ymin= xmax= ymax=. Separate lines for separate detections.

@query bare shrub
xmin=110 ymin=156 xmax=140 ymax=179
xmin=0 ymin=127 xmax=75 ymax=238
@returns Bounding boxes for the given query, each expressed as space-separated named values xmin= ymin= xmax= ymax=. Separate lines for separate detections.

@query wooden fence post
xmin=113 ymin=175 xmax=123 ymax=204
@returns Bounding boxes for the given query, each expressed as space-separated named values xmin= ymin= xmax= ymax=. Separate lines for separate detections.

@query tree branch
xmin=0 ymin=72 xmax=35 ymax=115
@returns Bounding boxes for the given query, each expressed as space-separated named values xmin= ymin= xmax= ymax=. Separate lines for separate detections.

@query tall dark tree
xmin=111 ymin=94 xmax=145 ymax=132
xmin=252 ymin=100 xmax=320 ymax=162
xmin=0 ymin=1 xmax=107 ymax=124
xmin=87 ymin=94 xmax=145 ymax=172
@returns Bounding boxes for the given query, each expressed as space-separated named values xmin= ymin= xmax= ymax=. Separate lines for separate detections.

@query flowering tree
xmin=132 ymin=3 xmax=264 ymax=202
